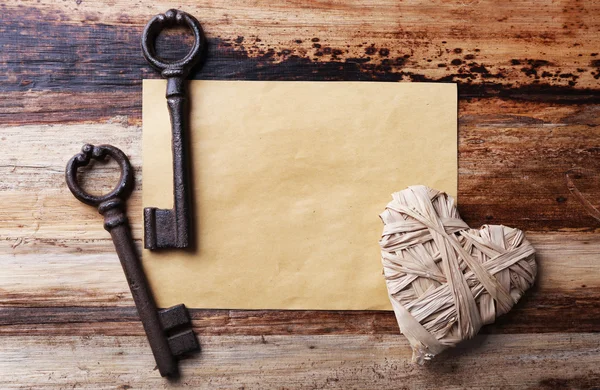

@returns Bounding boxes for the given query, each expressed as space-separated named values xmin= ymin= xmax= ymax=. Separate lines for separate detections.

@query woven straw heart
xmin=379 ymin=185 xmax=536 ymax=363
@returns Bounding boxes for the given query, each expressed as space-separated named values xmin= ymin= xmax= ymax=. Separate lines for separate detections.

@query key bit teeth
xmin=159 ymin=304 xmax=192 ymax=331
xmin=160 ymin=304 xmax=199 ymax=359
xmin=168 ymin=329 xmax=200 ymax=357
xmin=144 ymin=208 xmax=178 ymax=249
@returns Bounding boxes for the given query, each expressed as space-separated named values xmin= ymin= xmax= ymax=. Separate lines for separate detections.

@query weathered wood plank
xmin=1 ymin=103 xmax=599 ymax=335
xmin=459 ymin=99 xmax=600 ymax=230
xmin=0 ymin=334 xmax=599 ymax=389
xmin=0 ymin=91 xmax=140 ymax=126
xmin=0 ymin=286 xmax=599 ymax=336
xmin=0 ymin=114 xmax=599 ymax=336
xmin=2 ymin=0 xmax=599 ymax=387
xmin=2 ymin=102 xmax=599 ymax=233
xmin=1 ymin=232 xmax=599 ymax=334
xmin=2 ymin=1 xmax=600 ymax=124
xmin=2 ymin=233 xmax=599 ymax=293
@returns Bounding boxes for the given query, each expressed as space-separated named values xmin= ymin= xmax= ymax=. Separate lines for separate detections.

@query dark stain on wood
xmin=1 ymin=288 xmax=599 ymax=336
xmin=537 ymin=375 xmax=600 ymax=390
xmin=1 ymin=6 xmax=599 ymax=105
xmin=2 ymin=3 xmax=600 ymax=386
xmin=458 ymin=103 xmax=600 ymax=231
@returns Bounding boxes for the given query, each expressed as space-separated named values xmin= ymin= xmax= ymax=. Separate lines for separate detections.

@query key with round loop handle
xmin=141 ymin=9 xmax=206 ymax=250
xmin=66 ymin=144 xmax=199 ymax=377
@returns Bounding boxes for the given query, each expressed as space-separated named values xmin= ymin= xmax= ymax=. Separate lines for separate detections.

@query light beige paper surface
xmin=142 ymin=80 xmax=457 ymax=310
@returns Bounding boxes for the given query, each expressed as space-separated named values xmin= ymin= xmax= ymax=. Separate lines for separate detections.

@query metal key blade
xmin=101 ymin=199 xmax=178 ymax=376
xmin=143 ymin=76 xmax=192 ymax=250
xmin=66 ymin=144 xmax=199 ymax=377
xmin=141 ymin=9 xmax=206 ymax=250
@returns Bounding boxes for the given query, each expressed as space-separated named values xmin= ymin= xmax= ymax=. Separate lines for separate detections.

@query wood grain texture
xmin=1 ymin=288 xmax=599 ymax=337
xmin=1 ymin=0 xmax=600 ymax=387
xmin=2 ymin=107 xmax=600 ymax=232
xmin=1 ymin=334 xmax=600 ymax=389
xmin=2 ymin=232 xmax=599 ymax=333
xmin=2 ymin=1 xmax=600 ymax=125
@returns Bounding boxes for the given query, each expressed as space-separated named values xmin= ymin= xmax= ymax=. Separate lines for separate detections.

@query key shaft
xmin=143 ymin=76 xmax=192 ymax=249
xmin=101 ymin=199 xmax=178 ymax=377
xmin=66 ymin=144 xmax=199 ymax=378
xmin=141 ymin=9 xmax=206 ymax=250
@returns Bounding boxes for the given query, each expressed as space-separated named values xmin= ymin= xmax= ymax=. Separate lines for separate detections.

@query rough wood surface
xmin=1 ymin=334 xmax=600 ymax=389
xmin=3 ymin=0 xmax=600 ymax=126
xmin=1 ymin=0 xmax=600 ymax=388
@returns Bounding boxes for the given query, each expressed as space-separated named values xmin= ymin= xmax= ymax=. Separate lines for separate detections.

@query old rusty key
xmin=141 ymin=9 xmax=206 ymax=250
xmin=66 ymin=144 xmax=199 ymax=377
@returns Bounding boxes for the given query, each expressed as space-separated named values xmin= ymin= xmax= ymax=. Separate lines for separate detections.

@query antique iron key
xmin=141 ymin=9 xmax=206 ymax=250
xmin=66 ymin=144 xmax=199 ymax=377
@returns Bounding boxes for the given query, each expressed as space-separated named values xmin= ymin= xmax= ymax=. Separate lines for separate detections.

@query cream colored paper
xmin=142 ymin=80 xmax=457 ymax=310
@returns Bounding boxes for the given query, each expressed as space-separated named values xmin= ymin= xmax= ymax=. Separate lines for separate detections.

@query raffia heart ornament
xmin=379 ymin=185 xmax=536 ymax=363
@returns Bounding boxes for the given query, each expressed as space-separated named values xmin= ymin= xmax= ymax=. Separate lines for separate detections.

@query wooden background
xmin=1 ymin=0 xmax=600 ymax=388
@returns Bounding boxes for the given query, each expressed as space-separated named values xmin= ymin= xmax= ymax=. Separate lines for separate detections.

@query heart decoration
xmin=379 ymin=185 xmax=536 ymax=363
